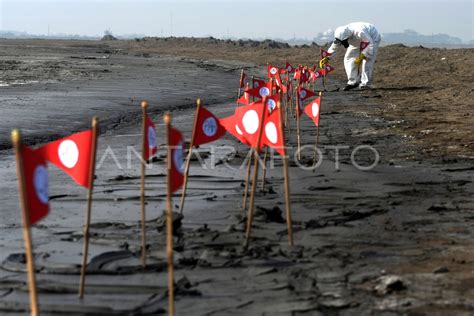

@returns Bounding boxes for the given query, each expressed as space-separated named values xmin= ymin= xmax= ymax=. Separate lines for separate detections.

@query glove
xmin=319 ymin=57 xmax=329 ymax=69
xmin=354 ymin=54 xmax=366 ymax=66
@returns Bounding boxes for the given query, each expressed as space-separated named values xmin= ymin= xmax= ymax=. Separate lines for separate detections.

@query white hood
xmin=334 ymin=25 xmax=352 ymax=41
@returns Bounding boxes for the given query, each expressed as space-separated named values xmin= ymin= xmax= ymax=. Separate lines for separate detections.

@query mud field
xmin=0 ymin=39 xmax=473 ymax=315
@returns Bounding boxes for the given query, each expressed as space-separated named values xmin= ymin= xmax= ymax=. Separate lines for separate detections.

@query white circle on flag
xmin=173 ymin=142 xmax=184 ymax=174
xmin=58 ymin=140 xmax=79 ymax=168
xmin=242 ymin=110 xmax=259 ymax=134
xmin=312 ymin=102 xmax=320 ymax=117
xmin=267 ymin=99 xmax=276 ymax=111
xmin=265 ymin=122 xmax=278 ymax=144
xmin=326 ymin=66 xmax=331 ymax=71
xmin=315 ymin=72 xmax=320 ymax=77
xmin=288 ymin=66 xmax=293 ymax=72
xmin=299 ymin=90 xmax=307 ymax=99
xmin=270 ymin=67 xmax=277 ymax=75
xmin=235 ymin=124 xmax=244 ymax=135
xmin=259 ymin=87 xmax=270 ymax=97
xmin=202 ymin=117 xmax=218 ymax=137
xmin=148 ymin=126 xmax=157 ymax=149
xmin=33 ymin=165 xmax=48 ymax=204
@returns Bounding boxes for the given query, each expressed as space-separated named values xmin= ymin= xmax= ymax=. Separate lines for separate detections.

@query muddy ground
xmin=0 ymin=39 xmax=472 ymax=315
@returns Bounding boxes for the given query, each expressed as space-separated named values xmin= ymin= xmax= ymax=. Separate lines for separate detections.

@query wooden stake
xmin=244 ymin=98 xmax=267 ymax=249
xmin=260 ymin=76 xmax=274 ymax=192
xmin=320 ymin=48 xmax=327 ymax=91
xmin=164 ymin=113 xmax=175 ymax=316
xmin=289 ymin=85 xmax=295 ymax=118
xmin=284 ymin=95 xmax=290 ymax=131
xmin=260 ymin=147 xmax=268 ymax=191
xmin=277 ymin=99 xmax=294 ymax=246
xmin=179 ymin=98 xmax=201 ymax=214
xmin=79 ymin=116 xmax=99 ymax=299
xmin=296 ymin=96 xmax=302 ymax=161
xmin=140 ymin=101 xmax=148 ymax=267
xmin=242 ymin=153 xmax=252 ymax=210
xmin=12 ymin=130 xmax=39 ymax=316
xmin=237 ymin=69 xmax=244 ymax=100
xmin=250 ymin=76 xmax=255 ymax=103
xmin=313 ymin=92 xmax=323 ymax=170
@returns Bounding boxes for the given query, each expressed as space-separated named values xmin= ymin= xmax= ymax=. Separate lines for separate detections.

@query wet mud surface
xmin=0 ymin=40 xmax=473 ymax=315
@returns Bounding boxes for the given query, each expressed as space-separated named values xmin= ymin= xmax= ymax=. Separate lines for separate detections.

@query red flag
xmin=297 ymin=86 xmax=316 ymax=101
xmin=267 ymin=64 xmax=285 ymax=78
xmin=245 ymin=82 xmax=272 ymax=99
xmin=234 ymin=102 xmax=265 ymax=149
xmin=304 ymin=97 xmax=321 ymax=126
xmin=193 ymin=106 xmax=226 ymax=146
xmin=321 ymin=49 xmax=332 ymax=58
xmin=293 ymin=68 xmax=301 ymax=81
xmin=320 ymin=65 xmax=335 ymax=76
xmin=252 ymin=78 xmax=267 ymax=89
xmin=274 ymin=73 xmax=288 ymax=93
xmin=38 ymin=130 xmax=94 ymax=188
xmin=19 ymin=145 xmax=49 ymax=225
xmin=237 ymin=83 xmax=251 ymax=105
xmin=299 ymin=68 xmax=310 ymax=83
xmin=286 ymin=62 xmax=295 ymax=73
xmin=261 ymin=108 xmax=285 ymax=156
xmin=144 ymin=114 xmax=158 ymax=160
xmin=309 ymin=69 xmax=322 ymax=82
xmin=219 ymin=114 xmax=250 ymax=146
xmin=360 ymin=41 xmax=369 ymax=50
xmin=169 ymin=127 xmax=184 ymax=193
xmin=265 ymin=94 xmax=280 ymax=112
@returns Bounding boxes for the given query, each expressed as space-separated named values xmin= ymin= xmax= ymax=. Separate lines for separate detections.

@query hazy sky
xmin=0 ymin=0 xmax=472 ymax=41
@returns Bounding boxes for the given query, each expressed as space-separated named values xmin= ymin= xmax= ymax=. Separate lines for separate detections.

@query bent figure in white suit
xmin=323 ymin=22 xmax=382 ymax=90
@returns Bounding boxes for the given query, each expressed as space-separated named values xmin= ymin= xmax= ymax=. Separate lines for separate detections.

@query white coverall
xmin=328 ymin=22 xmax=381 ymax=88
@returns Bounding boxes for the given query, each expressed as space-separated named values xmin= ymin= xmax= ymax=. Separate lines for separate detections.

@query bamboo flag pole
xmin=284 ymin=95 xmax=290 ymax=131
xmin=320 ymin=48 xmax=327 ymax=91
xmin=242 ymin=75 xmax=257 ymax=209
xmin=296 ymin=92 xmax=302 ymax=161
xmin=284 ymin=73 xmax=290 ymax=130
xmin=260 ymin=147 xmax=268 ymax=191
xmin=179 ymin=98 xmax=201 ymax=214
xmin=79 ymin=116 xmax=99 ymax=299
xmin=242 ymin=155 xmax=252 ymax=210
xmin=244 ymin=98 xmax=267 ymax=249
xmin=12 ymin=130 xmax=39 ymax=316
xmin=289 ymin=85 xmax=296 ymax=116
xmin=313 ymin=92 xmax=323 ymax=170
xmin=140 ymin=101 xmax=148 ymax=267
xmin=251 ymin=76 xmax=255 ymax=103
xmin=260 ymin=77 xmax=273 ymax=192
xmin=164 ymin=112 xmax=175 ymax=316
xmin=277 ymin=98 xmax=294 ymax=246
xmin=237 ymin=69 xmax=244 ymax=99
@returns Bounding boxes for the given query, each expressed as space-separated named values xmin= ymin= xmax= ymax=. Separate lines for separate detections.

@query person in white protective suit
xmin=321 ymin=22 xmax=381 ymax=91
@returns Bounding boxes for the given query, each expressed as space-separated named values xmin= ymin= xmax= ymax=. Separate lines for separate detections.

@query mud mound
xmin=136 ymin=36 xmax=292 ymax=50
xmin=101 ymin=34 xmax=117 ymax=41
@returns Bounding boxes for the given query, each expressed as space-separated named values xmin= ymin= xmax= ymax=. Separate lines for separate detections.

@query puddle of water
xmin=0 ymin=80 xmax=41 ymax=87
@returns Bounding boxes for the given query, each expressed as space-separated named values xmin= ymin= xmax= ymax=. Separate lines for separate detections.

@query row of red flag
xmin=19 ymin=57 xmax=328 ymax=229
xmin=21 ymin=96 xmax=321 ymax=226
